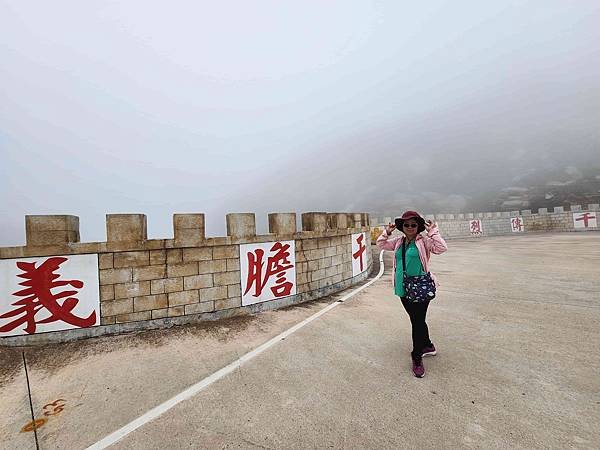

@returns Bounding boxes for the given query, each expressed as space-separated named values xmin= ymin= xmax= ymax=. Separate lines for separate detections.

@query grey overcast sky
xmin=1 ymin=1 xmax=599 ymax=245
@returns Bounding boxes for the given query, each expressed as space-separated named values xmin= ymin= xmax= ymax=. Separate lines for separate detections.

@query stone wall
xmin=0 ymin=212 xmax=372 ymax=345
xmin=371 ymin=204 xmax=599 ymax=240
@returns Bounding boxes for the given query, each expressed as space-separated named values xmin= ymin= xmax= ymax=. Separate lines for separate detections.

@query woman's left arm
xmin=422 ymin=222 xmax=448 ymax=254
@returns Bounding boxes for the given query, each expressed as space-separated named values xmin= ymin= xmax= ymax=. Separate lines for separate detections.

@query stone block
xmin=215 ymin=297 xmax=241 ymax=310
xmin=570 ymin=205 xmax=582 ymax=212
xmin=199 ymin=286 xmax=228 ymax=301
xmin=101 ymin=316 xmax=116 ymax=325
xmin=324 ymin=247 xmax=336 ymax=257
xmin=168 ymin=290 xmax=199 ymax=306
xmin=167 ymin=249 xmax=183 ymax=264
xmin=165 ymin=277 xmax=184 ymax=293
xmin=184 ymin=274 xmax=213 ymax=289
xmin=226 ymin=258 xmax=240 ymax=271
xmin=132 ymin=265 xmax=166 ymax=281
xmin=214 ymin=271 xmax=240 ymax=286
xmin=113 ymin=251 xmax=150 ymax=268
xmin=185 ymin=302 xmax=215 ymax=314
xmin=25 ymin=215 xmax=80 ymax=246
xmin=317 ymin=238 xmax=332 ymax=249
xmin=226 ymin=213 xmax=256 ymax=238
xmin=182 ymin=247 xmax=213 ymax=262
xmin=268 ymin=213 xmax=297 ymax=234
xmin=98 ymin=254 xmax=113 ymax=269
xmin=213 ymin=245 xmax=238 ymax=259
xmin=100 ymin=285 xmax=114 ymax=301
xmin=152 ymin=308 xmax=169 ymax=319
xmin=99 ymin=268 xmax=132 ymax=285
xmin=228 ymin=284 xmax=241 ymax=298
xmin=168 ymin=306 xmax=185 ymax=317
xmin=167 ymin=261 xmax=198 ymax=277
xmin=106 ymin=214 xmax=147 ymax=242
xmin=173 ymin=213 xmax=205 ymax=245
xmin=134 ymin=294 xmax=168 ymax=311
xmin=114 ymin=281 xmax=151 ymax=299
xmin=318 ymin=257 xmax=333 ymax=269
xmin=101 ymin=298 xmax=133 ymax=316
xmin=116 ymin=311 xmax=151 ymax=323
xmin=328 ymin=213 xmax=348 ymax=229
xmin=198 ymin=260 xmax=227 ymax=274
xmin=301 ymin=212 xmax=328 ymax=232
xmin=150 ymin=250 xmax=166 ymax=265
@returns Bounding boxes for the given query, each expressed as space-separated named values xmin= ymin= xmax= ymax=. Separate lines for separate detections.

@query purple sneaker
xmin=422 ymin=344 xmax=437 ymax=357
xmin=412 ymin=358 xmax=425 ymax=378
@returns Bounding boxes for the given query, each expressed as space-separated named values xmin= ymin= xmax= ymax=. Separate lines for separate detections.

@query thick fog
xmin=1 ymin=1 xmax=599 ymax=245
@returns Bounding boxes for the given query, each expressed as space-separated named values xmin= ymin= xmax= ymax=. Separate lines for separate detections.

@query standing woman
xmin=376 ymin=211 xmax=448 ymax=378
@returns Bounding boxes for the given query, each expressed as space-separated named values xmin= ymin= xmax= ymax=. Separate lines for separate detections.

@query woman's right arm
xmin=376 ymin=225 xmax=401 ymax=251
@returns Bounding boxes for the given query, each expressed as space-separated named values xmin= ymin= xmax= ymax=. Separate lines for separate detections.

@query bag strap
xmin=401 ymin=238 xmax=407 ymax=278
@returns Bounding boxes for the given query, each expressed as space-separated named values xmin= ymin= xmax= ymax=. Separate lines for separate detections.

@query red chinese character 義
xmin=352 ymin=234 xmax=366 ymax=272
xmin=470 ymin=220 xmax=482 ymax=234
xmin=0 ymin=257 xmax=96 ymax=335
xmin=243 ymin=242 xmax=294 ymax=298
xmin=511 ymin=217 xmax=523 ymax=232
xmin=575 ymin=212 xmax=596 ymax=227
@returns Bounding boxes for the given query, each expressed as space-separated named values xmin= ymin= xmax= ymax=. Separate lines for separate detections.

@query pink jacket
xmin=376 ymin=226 xmax=448 ymax=287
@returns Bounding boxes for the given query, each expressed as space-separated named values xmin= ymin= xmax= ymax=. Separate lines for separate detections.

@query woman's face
xmin=402 ymin=218 xmax=419 ymax=238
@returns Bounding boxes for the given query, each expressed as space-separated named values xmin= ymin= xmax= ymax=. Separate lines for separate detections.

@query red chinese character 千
xmin=244 ymin=242 xmax=294 ymax=298
xmin=352 ymin=234 xmax=366 ymax=272
xmin=575 ymin=212 xmax=596 ymax=227
xmin=0 ymin=257 xmax=96 ymax=335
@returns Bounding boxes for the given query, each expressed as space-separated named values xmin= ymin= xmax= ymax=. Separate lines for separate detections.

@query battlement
xmin=372 ymin=204 xmax=599 ymax=225
xmin=1 ymin=212 xmax=371 ymax=259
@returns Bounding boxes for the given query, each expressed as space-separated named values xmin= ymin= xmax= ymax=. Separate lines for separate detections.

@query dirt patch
xmin=0 ymin=347 xmax=24 ymax=385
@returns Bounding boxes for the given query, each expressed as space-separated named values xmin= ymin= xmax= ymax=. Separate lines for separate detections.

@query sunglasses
xmin=403 ymin=223 xmax=418 ymax=228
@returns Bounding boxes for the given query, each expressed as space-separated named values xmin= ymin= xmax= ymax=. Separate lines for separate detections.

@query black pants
xmin=401 ymin=297 xmax=433 ymax=360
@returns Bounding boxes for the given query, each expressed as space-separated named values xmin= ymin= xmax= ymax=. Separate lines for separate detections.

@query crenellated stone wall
xmin=370 ymin=204 xmax=599 ymax=241
xmin=0 ymin=212 xmax=372 ymax=345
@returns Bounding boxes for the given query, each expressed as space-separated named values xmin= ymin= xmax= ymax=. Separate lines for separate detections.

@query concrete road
xmin=1 ymin=233 xmax=599 ymax=449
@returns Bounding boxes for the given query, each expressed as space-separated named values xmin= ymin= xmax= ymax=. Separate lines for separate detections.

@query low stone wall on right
xmin=370 ymin=204 xmax=599 ymax=241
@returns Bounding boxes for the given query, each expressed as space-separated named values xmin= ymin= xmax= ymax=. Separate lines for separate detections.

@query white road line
xmin=87 ymin=250 xmax=386 ymax=450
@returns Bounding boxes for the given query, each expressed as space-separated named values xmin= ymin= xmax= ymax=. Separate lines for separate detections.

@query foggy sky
xmin=1 ymin=1 xmax=599 ymax=245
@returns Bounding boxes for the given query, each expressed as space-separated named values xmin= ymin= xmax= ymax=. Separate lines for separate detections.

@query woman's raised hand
xmin=385 ymin=222 xmax=396 ymax=235
xmin=425 ymin=220 xmax=437 ymax=232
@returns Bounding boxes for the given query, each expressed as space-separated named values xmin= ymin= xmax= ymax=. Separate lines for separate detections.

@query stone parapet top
xmin=0 ymin=225 xmax=370 ymax=259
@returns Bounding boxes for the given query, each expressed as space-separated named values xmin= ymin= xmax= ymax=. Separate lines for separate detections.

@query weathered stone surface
xmin=184 ymin=274 xmax=213 ymax=289
xmin=215 ymin=297 xmax=241 ymax=310
xmin=98 ymin=253 xmax=113 ymax=269
xmin=113 ymin=251 xmax=150 ymax=268
xmin=198 ymin=260 xmax=227 ymax=274
xmin=182 ymin=247 xmax=212 ymax=262
xmin=226 ymin=213 xmax=256 ymax=238
xmin=114 ymin=281 xmax=151 ymax=299
xmin=134 ymin=294 xmax=168 ymax=311
xmin=268 ymin=213 xmax=297 ymax=234
xmin=168 ymin=290 xmax=199 ymax=307
xmin=100 ymin=268 xmax=132 ymax=285
xmin=132 ymin=265 xmax=166 ymax=282
xmin=101 ymin=299 xmax=133 ymax=316
xmin=167 ymin=262 xmax=198 ymax=278
xmin=106 ymin=214 xmax=147 ymax=242
xmin=301 ymin=212 xmax=328 ymax=232
xmin=184 ymin=301 xmax=215 ymax=314
xmin=214 ymin=271 xmax=240 ymax=286
xmin=199 ymin=286 xmax=228 ymax=301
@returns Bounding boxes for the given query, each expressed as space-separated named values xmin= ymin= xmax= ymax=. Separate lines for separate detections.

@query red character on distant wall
xmin=244 ymin=242 xmax=294 ymax=298
xmin=575 ymin=212 xmax=596 ymax=228
xmin=470 ymin=220 xmax=482 ymax=235
xmin=0 ymin=257 xmax=96 ymax=335
xmin=511 ymin=217 xmax=524 ymax=232
xmin=352 ymin=233 xmax=366 ymax=272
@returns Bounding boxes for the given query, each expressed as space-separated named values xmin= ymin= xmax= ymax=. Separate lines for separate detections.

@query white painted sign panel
xmin=0 ymin=254 xmax=99 ymax=337
xmin=240 ymin=240 xmax=296 ymax=306
xmin=510 ymin=217 xmax=524 ymax=232
xmin=351 ymin=232 xmax=368 ymax=277
xmin=573 ymin=212 xmax=597 ymax=229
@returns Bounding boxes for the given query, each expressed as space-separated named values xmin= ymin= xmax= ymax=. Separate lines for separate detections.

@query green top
xmin=395 ymin=239 xmax=426 ymax=297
